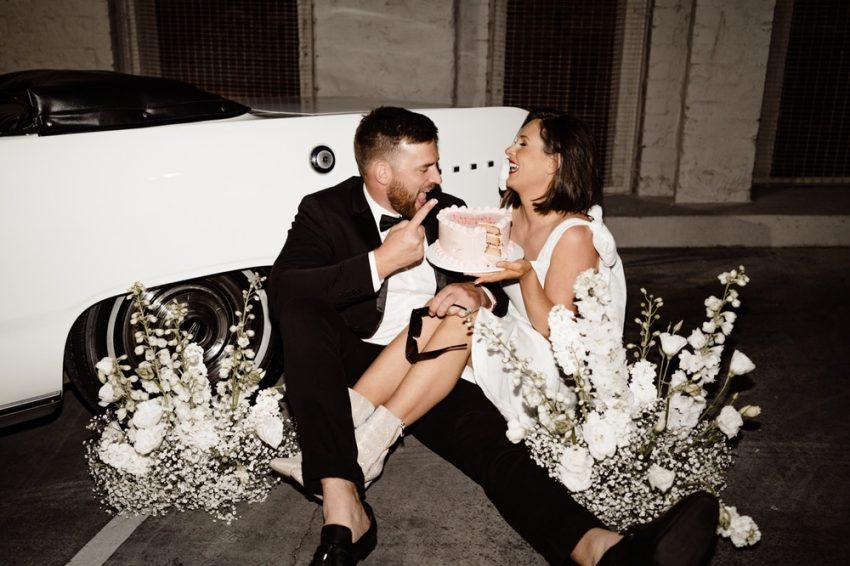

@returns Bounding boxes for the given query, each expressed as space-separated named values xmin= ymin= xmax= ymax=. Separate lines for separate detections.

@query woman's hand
xmin=473 ymin=259 xmax=533 ymax=285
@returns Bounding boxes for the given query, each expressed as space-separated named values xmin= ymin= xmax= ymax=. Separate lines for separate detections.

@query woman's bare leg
xmin=384 ymin=313 xmax=473 ymax=426
xmin=353 ymin=315 xmax=443 ymax=407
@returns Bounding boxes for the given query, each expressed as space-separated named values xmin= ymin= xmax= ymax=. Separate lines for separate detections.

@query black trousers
xmin=278 ymin=297 xmax=605 ymax=564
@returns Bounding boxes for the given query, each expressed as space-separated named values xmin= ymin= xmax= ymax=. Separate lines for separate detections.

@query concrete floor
xmin=1 ymin=247 xmax=848 ymax=565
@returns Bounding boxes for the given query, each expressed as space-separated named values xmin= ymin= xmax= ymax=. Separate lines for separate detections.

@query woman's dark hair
xmin=501 ymin=110 xmax=601 ymax=214
xmin=354 ymin=106 xmax=439 ymax=177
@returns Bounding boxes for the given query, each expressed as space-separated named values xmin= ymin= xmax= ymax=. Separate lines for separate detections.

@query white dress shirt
xmin=362 ymin=185 xmax=436 ymax=345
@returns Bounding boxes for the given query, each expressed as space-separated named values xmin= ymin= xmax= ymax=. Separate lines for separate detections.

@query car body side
xmin=0 ymin=106 xmax=526 ymax=425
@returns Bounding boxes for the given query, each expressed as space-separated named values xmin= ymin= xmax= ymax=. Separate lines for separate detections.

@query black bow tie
xmin=379 ymin=214 xmax=403 ymax=232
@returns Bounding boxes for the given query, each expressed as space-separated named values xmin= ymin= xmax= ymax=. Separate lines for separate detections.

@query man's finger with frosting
xmin=408 ymin=198 xmax=438 ymax=228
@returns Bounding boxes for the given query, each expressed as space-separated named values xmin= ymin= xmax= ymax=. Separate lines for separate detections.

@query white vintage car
xmin=0 ymin=70 xmax=525 ymax=426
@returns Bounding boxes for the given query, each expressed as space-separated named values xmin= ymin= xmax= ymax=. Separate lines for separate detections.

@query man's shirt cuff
xmin=368 ymin=251 xmax=384 ymax=292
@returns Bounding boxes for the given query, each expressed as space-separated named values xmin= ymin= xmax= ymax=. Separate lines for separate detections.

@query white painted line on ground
xmin=66 ymin=514 xmax=148 ymax=566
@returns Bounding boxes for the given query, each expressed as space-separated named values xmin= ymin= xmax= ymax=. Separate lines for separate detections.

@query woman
xmin=274 ymin=110 xmax=626 ymax=485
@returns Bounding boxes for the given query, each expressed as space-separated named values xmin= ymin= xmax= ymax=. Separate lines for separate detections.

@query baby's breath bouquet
xmin=478 ymin=266 xmax=761 ymax=548
xmin=84 ymin=273 xmax=298 ymax=522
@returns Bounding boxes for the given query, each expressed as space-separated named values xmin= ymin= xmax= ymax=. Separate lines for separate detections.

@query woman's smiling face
xmin=504 ymin=118 xmax=558 ymax=200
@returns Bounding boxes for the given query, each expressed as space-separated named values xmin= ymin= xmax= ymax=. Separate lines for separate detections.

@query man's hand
xmin=374 ymin=199 xmax=438 ymax=279
xmin=427 ymin=282 xmax=490 ymax=318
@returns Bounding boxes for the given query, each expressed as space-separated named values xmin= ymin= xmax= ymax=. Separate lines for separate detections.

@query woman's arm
xmin=530 ymin=225 xmax=598 ymax=336
xmin=475 ymin=225 xmax=598 ymax=337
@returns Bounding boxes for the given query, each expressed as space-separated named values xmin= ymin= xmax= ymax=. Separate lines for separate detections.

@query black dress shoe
xmin=309 ymin=502 xmax=377 ymax=566
xmin=599 ymin=491 xmax=719 ymax=566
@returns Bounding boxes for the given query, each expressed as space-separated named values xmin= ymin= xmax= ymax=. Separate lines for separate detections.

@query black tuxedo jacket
xmin=269 ymin=176 xmax=501 ymax=338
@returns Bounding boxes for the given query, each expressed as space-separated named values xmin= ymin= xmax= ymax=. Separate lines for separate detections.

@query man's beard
xmin=387 ymin=178 xmax=428 ymax=218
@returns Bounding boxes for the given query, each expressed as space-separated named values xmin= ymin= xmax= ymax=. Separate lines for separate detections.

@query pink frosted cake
xmin=433 ymin=206 xmax=512 ymax=269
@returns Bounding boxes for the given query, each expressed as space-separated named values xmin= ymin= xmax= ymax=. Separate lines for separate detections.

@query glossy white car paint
xmin=0 ymin=106 xmax=526 ymax=419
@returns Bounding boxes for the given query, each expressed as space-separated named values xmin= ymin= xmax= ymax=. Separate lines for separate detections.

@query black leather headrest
xmin=0 ymin=69 xmax=249 ymax=136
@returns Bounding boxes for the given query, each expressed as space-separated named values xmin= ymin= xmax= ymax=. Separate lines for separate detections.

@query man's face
xmin=385 ymin=140 xmax=442 ymax=218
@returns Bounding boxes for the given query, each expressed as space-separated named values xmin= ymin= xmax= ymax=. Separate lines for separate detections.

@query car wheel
xmin=64 ymin=268 xmax=283 ymax=412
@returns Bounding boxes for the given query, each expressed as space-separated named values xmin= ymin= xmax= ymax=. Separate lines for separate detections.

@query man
xmin=268 ymin=107 xmax=718 ymax=566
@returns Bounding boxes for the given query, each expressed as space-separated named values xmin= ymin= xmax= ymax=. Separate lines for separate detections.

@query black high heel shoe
xmin=598 ymin=491 xmax=719 ymax=566
xmin=310 ymin=502 xmax=377 ymax=565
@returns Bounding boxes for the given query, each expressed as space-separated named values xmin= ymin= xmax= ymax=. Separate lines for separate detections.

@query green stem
xmin=699 ymin=370 xmax=733 ymax=422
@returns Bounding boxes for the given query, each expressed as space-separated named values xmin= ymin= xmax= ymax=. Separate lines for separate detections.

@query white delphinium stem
xmin=222 ymin=273 xmax=267 ymax=412
xmin=476 ymin=315 xmax=576 ymax=440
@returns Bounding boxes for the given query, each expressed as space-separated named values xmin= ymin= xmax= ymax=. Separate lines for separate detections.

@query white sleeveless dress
xmin=463 ymin=205 xmax=627 ymax=429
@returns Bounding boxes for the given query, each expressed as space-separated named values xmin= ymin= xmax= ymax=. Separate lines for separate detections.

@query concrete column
xmin=312 ymin=0 xmax=456 ymax=104
xmin=676 ymin=0 xmax=776 ymax=203
xmin=455 ymin=0 xmax=491 ymax=107
xmin=637 ymin=0 xmax=693 ymax=198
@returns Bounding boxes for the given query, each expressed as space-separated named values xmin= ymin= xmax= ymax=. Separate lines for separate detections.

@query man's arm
xmin=271 ymin=196 xmax=375 ymax=309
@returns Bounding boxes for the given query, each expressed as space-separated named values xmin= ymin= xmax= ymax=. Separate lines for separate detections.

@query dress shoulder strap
xmin=535 ymin=205 xmax=619 ymax=268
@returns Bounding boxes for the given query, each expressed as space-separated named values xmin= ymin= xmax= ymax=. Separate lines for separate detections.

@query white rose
xmin=505 ymin=419 xmax=526 ymax=444
xmin=132 ymin=398 xmax=164 ymax=429
xmin=687 ymin=328 xmax=707 ymax=349
xmin=647 ymin=464 xmax=675 ymax=492
xmin=133 ymin=423 xmax=166 ymax=455
xmin=729 ymin=350 xmax=756 ymax=376
xmin=582 ymin=412 xmax=617 ymax=461
xmin=658 ymin=332 xmax=688 ymax=357
xmin=254 ymin=417 xmax=283 ymax=448
xmin=729 ymin=513 xmax=761 ymax=547
xmin=558 ymin=446 xmax=594 ymax=492
xmin=97 ymin=382 xmax=123 ymax=406
xmin=716 ymin=405 xmax=744 ymax=438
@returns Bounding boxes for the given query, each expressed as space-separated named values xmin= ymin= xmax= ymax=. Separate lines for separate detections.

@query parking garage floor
xmin=1 ymin=246 xmax=848 ymax=565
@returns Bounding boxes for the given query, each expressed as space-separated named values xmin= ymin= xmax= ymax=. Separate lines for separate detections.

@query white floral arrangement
xmin=478 ymin=266 xmax=761 ymax=548
xmin=84 ymin=274 xmax=298 ymax=522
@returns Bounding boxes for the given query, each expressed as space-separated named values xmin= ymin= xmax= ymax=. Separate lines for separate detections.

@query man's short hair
xmin=354 ymin=107 xmax=439 ymax=177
